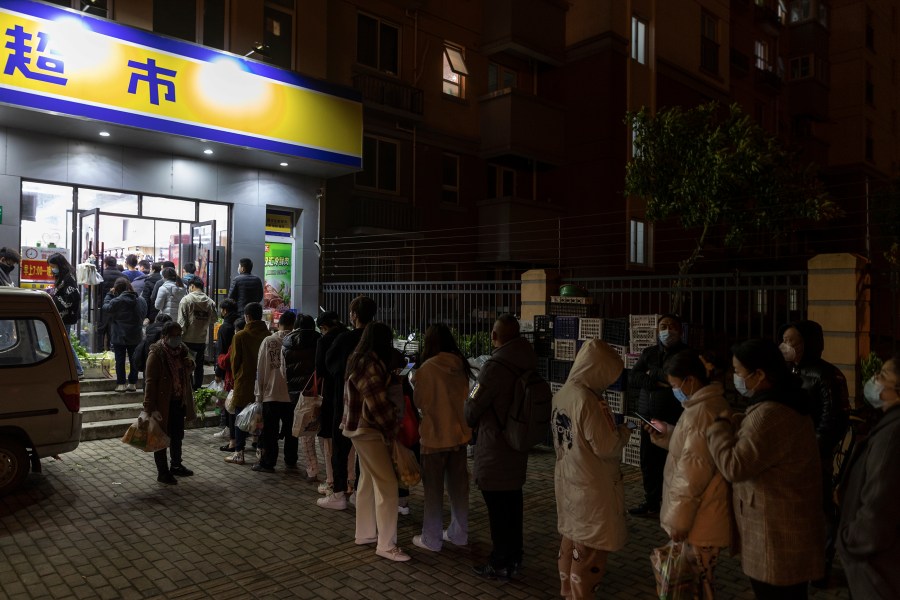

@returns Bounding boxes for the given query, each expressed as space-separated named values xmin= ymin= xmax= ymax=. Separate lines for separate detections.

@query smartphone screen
xmin=633 ymin=412 xmax=663 ymax=433
xmin=398 ymin=366 xmax=413 ymax=378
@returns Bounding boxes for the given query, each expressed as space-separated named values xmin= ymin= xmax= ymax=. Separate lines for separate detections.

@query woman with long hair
xmin=409 ymin=323 xmax=474 ymax=552
xmin=47 ymin=252 xmax=83 ymax=378
xmin=706 ymin=339 xmax=824 ymax=599
xmin=103 ymin=277 xmax=147 ymax=392
xmin=340 ymin=322 xmax=409 ymax=562
xmin=154 ymin=266 xmax=186 ymax=321
xmin=143 ymin=321 xmax=196 ymax=484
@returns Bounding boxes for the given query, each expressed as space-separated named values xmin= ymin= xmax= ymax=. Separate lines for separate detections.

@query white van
xmin=0 ymin=287 xmax=82 ymax=495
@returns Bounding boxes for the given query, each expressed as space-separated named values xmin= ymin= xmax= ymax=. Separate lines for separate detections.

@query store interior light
xmin=203 ymin=149 xmax=214 ymax=155
xmin=280 ymin=162 xmax=288 ymax=167
xmin=98 ymin=131 xmax=110 ymax=137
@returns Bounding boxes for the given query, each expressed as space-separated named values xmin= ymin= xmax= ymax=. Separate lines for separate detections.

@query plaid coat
xmin=707 ymin=392 xmax=825 ymax=585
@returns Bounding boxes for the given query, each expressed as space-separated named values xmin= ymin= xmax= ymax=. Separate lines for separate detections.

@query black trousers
xmin=153 ymin=398 xmax=186 ymax=474
xmin=481 ymin=488 xmax=524 ymax=570
xmin=639 ymin=429 xmax=667 ymax=508
xmin=749 ymin=578 xmax=808 ymax=600
xmin=260 ymin=401 xmax=298 ymax=468
xmin=184 ymin=342 xmax=206 ymax=390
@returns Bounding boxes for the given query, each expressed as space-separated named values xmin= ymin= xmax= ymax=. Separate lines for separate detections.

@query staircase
xmin=80 ymin=368 xmax=219 ymax=441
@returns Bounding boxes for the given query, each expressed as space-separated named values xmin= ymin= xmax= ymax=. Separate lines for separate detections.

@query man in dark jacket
xmin=313 ymin=311 xmax=347 ymax=495
xmin=0 ymin=247 xmax=20 ymax=286
xmin=282 ymin=313 xmax=322 ymax=480
xmin=464 ymin=314 xmax=536 ymax=580
xmin=628 ymin=314 xmax=688 ymax=517
xmin=100 ymin=255 xmax=120 ymax=297
xmin=142 ymin=262 xmax=163 ymax=322
xmin=228 ymin=258 xmax=264 ymax=314
xmin=318 ymin=296 xmax=377 ymax=510
xmin=131 ymin=260 xmax=152 ymax=296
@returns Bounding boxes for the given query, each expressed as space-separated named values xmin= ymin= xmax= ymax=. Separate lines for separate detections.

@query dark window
xmin=79 ymin=0 xmax=109 ymax=17
xmin=488 ymin=62 xmax=517 ymax=93
xmin=265 ymin=5 xmax=293 ymax=69
xmin=356 ymin=137 xmax=398 ymax=193
xmin=154 ymin=0 xmax=197 ymax=42
xmin=357 ymin=13 xmax=400 ymax=75
xmin=487 ymin=165 xmax=515 ymax=199
xmin=700 ymin=12 xmax=719 ymax=74
xmin=866 ymin=9 xmax=875 ymax=51
xmin=203 ymin=0 xmax=226 ymax=50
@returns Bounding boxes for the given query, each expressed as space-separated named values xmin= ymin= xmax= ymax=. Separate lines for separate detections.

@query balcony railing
xmin=352 ymin=72 xmax=424 ymax=116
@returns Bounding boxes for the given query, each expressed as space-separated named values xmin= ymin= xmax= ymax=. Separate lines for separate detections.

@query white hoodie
xmin=255 ymin=330 xmax=291 ymax=403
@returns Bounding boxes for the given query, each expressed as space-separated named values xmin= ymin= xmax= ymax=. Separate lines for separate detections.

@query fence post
xmin=521 ymin=269 xmax=559 ymax=323
xmin=807 ymin=253 xmax=870 ymax=406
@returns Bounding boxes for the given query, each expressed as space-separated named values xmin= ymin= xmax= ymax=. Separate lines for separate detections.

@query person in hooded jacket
xmin=102 ymin=277 xmax=147 ymax=392
xmin=628 ymin=314 xmax=689 ymax=517
xmin=134 ymin=313 xmax=172 ymax=374
xmin=313 ymin=311 xmax=353 ymax=496
xmin=409 ymin=323 xmax=474 ymax=553
xmin=281 ymin=313 xmax=322 ymax=480
xmin=837 ymin=354 xmax=900 ymax=600
xmin=648 ymin=349 xmax=732 ymax=599
xmin=706 ymin=339 xmax=824 ymax=599
xmin=464 ymin=313 xmax=536 ymax=580
xmin=142 ymin=262 xmax=164 ymax=323
xmin=552 ymin=339 xmax=632 ymax=599
xmin=154 ymin=267 xmax=186 ymax=321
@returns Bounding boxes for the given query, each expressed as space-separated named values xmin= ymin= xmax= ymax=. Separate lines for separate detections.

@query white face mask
xmin=733 ymin=372 xmax=757 ymax=398
xmin=779 ymin=342 xmax=797 ymax=363
xmin=864 ymin=376 xmax=884 ymax=410
xmin=659 ymin=330 xmax=680 ymax=347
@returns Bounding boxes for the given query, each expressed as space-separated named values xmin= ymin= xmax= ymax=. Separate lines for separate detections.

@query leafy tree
xmin=624 ymin=102 xmax=839 ymax=312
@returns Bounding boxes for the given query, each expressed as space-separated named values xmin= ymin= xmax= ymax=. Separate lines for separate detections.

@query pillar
xmin=520 ymin=269 xmax=559 ymax=324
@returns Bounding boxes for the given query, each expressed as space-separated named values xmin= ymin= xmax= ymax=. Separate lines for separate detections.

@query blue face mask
xmin=659 ymin=330 xmax=680 ymax=346
xmin=672 ymin=387 xmax=689 ymax=404
xmin=51 ymin=267 xmax=59 ymax=275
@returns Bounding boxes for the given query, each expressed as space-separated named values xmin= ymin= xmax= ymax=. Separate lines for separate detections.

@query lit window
xmin=631 ymin=16 xmax=647 ymax=64
xmin=443 ymin=44 xmax=468 ymax=98
xmin=789 ymin=0 xmax=812 ymax=23
xmin=441 ymin=154 xmax=459 ymax=204
xmin=629 ymin=219 xmax=649 ymax=265
xmin=754 ymin=40 xmax=769 ymax=70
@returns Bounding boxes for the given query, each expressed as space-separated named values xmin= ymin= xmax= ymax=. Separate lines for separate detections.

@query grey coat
xmin=837 ymin=405 xmax=900 ymax=600
xmin=464 ymin=336 xmax=536 ymax=491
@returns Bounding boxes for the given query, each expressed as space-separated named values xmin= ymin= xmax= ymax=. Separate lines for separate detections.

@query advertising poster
xmin=19 ymin=246 xmax=68 ymax=289
xmin=263 ymin=242 xmax=292 ymax=310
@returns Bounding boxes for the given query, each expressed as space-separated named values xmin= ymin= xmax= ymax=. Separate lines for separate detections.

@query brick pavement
xmin=0 ymin=429 xmax=852 ymax=600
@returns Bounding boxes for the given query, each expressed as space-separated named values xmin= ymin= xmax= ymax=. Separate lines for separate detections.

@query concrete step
xmin=80 ymin=390 xmax=144 ymax=408
xmin=80 ymin=414 xmax=221 ymax=442
xmin=82 ymin=402 xmax=144 ymax=423
xmin=79 ymin=368 xmax=216 ymax=393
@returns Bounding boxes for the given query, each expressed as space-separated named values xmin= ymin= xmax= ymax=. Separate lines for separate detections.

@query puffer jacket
xmin=659 ymin=382 xmax=732 ymax=547
xmin=282 ymin=327 xmax=322 ymax=394
xmin=102 ymin=291 xmax=147 ymax=346
xmin=154 ymin=280 xmax=186 ymax=321
xmin=630 ymin=340 xmax=689 ymax=423
xmin=411 ymin=352 xmax=472 ymax=452
xmin=227 ymin=272 xmax=264 ymax=313
xmin=464 ymin=336 xmax=536 ymax=491
xmin=706 ymin=386 xmax=825 ymax=585
xmin=177 ymin=291 xmax=217 ymax=344
xmin=552 ymin=339 xmax=631 ymax=551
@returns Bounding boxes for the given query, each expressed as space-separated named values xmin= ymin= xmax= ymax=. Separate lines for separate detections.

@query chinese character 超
xmin=127 ymin=58 xmax=176 ymax=106
xmin=4 ymin=25 xmax=68 ymax=85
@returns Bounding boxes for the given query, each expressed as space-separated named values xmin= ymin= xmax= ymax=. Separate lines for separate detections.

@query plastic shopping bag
xmin=236 ymin=401 xmax=263 ymax=434
xmin=145 ymin=413 xmax=170 ymax=453
xmin=650 ymin=541 xmax=697 ymax=600
xmin=391 ymin=439 xmax=421 ymax=488
xmin=121 ymin=411 xmax=169 ymax=453
xmin=292 ymin=375 xmax=322 ymax=437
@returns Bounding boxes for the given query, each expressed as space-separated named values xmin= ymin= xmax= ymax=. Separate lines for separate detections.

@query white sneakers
xmin=397 ymin=504 xmax=410 ymax=516
xmin=375 ymin=546 xmax=411 ymax=562
xmin=316 ymin=492 xmax=347 ymax=510
xmin=317 ymin=482 xmax=333 ymax=495
xmin=443 ymin=530 xmax=467 ymax=546
xmin=412 ymin=535 xmax=439 ymax=552
xmin=348 ymin=492 xmax=357 ymax=506
xmin=212 ymin=427 xmax=230 ymax=440
xmin=114 ymin=384 xmax=126 ymax=392
xmin=125 ymin=383 xmax=136 ymax=392
xmin=224 ymin=451 xmax=245 ymax=465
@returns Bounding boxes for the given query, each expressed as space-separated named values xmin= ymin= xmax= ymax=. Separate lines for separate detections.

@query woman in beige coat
xmin=648 ymin=349 xmax=732 ymax=598
xmin=706 ymin=339 xmax=824 ymax=599
xmin=552 ymin=339 xmax=631 ymax=599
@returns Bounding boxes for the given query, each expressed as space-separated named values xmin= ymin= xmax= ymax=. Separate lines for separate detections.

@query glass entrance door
xmin=76 ymin=209 xmax=102 ymax=352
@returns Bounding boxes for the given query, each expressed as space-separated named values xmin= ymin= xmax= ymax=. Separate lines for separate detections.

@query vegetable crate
xmin=549 ymin=359 xmax=574 ymax=383
xmin=624 ymin=353 xmax=642 ymax=370
xmin=629 ymin=314 xmax=660 ymax=329
xmin=550 ymin=381 xmax=563 ymax=396
xmin=577 ymin=318 xmax=603 ymax=340
xmin=629 ymin=326 xmax=657 ymax=353
xmin=609 ymin=343 xmax=628 ymax=362
xmin=553 ymin=316 xmax=579 ymax=340
xmin=548 ymin=302 xmax=600 ymax=317
xmin=537 ymin=357 xmax=550 ymax=380
xmin=601 ymin=317 xmax=629 ymax=345
xmin=554 ymin=339 xmax=577 ymax=361
xmin=603 ymin=390 xmax=624 ymax=414
xmin=622 ymin=442 xmax=641 ymax=467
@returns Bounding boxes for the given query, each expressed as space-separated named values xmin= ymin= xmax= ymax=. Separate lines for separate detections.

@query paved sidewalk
xmin=1 ymin=428 xmax=851 ymax=600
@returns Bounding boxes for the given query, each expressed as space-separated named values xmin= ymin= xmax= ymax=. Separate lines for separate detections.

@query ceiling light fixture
xmin=280 ymin=162 xmax=288 ymax=167
xmin=98 ymin=131 xmax=110 ymax=137
xmin=203 ymin=149 xmax=214 ymax=155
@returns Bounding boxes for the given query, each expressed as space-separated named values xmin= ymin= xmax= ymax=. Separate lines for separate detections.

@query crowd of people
xmin=2 ymin=250 xmax=897 ymax=599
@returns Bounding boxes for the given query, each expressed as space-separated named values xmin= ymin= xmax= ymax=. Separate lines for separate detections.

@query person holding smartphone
xmin=646 ymin=349 xmax=732 ymax=599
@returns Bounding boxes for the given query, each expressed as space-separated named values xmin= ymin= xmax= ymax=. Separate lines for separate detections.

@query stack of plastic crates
xmin=548 ymin=295 xmax=600 ymax=318
xmin=629 ymin=314 xmax=659 ymax=354
xmin=577 ymin=318 xmax=603 ymax=340
xmin=532 ymin=315 xmax=554 ymax=360
xmin=622 ymin=416 xmax=642 ymax=467
xmin=548 ymin=316 xmax=578 ymax=383
xmin=603 ymin=389 xmax=625 ymax=413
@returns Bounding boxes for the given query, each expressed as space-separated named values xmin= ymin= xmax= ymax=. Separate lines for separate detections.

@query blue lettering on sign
xmin=3 ymin=25 xmax=68 ymax=85
xmin=126 ymin=58 xmax=176 ymax=105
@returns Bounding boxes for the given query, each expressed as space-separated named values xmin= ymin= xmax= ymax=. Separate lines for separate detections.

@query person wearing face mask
xmin=47 ymin=252 xmax=84 ymax=380
xmin=706 ymin=339 xmax=824 ymax=599
xmin=647 ymin=350 xmax=731 ymax=599
xmin=628 ymin=314 xmax=688 ymax=517
xmin=0 ymin=247 xmax=21 ymax=287
xmin=142 ymin=321 xmax=197 ymax=485
xmin=836 ymin=354 xmax=900 ymax=600
xmin=777 ymin=320 xmax=850 ymax=587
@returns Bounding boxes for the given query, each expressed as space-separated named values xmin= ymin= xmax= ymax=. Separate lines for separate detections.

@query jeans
xmin=65 ymin=324 xmax=84 ymax=376
xmin=419 ymin=447 xmax=469 ymax=550
xmin=153 ymin=397 xmax=186 ymax=474
xmin=260 ymin=401 xmax=298 ymax=468
xmin=112 ymin=343 xmax=138 ymax=385
xmin=184 ymin=342 xmax=206 ymax=390
xmin=481 ymin=488 xmax=524 ymax=570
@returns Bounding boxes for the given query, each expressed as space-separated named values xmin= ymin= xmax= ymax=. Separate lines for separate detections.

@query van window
xmin=0 ymin=319 xmax=54 ymax=366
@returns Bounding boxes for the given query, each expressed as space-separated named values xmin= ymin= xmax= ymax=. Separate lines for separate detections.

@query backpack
xmin=492 ymin=358 xmax=553 ymax=451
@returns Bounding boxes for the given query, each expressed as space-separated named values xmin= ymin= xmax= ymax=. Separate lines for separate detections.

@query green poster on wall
xmin=263 ymin=242 xmax=292 ymax=310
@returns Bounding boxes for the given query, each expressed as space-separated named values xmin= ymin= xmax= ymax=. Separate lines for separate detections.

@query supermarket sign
xmin=19 ymin=245 xmax=66 ymax=288
xmin=0 ymin=0 xmax=362 ymax=168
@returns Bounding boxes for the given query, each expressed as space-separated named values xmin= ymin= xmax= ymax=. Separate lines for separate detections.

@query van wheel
xmin=0 ymin=438 xmax=29 ymax=496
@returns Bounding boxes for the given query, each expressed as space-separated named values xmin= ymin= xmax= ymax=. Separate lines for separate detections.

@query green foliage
xmin=624 ymin=102 xmax=839 ymax=276
xmin=193 ymin=386 xmax=225 ymax=421
xmin=458 ymin=331 xmax=492 ymax=358
xmin=860 ymin=352 xmax=883 ymax=383
xmin=70 ymin=333 xmax=90 ymax=360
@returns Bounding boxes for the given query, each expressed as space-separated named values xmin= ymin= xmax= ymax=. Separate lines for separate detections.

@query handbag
xmin=650 ymin=541 xmax=697 ymax=600
xmin=390 ymin=439 xmax=421 ymax=488
xmin=292 ymin=373 xmax=322 ymax=437
xmin=397 ymin=393 xmax=420 ymax=448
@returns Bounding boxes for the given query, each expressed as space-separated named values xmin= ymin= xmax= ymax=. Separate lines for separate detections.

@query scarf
xmin=160 ymin=341 xmax=192 ymax=398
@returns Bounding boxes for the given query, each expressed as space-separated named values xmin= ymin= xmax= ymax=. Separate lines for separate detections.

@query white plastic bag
xmin=76 ymin=263 xmax=103 ymax=286
xmin=236 ymin=401 xmax=263 ymax=434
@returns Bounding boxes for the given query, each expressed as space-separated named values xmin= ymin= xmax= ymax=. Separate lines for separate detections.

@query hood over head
xmin=778 ymin=319 xmax=824 ymax=362
xmin=566 ymin=339 xmax=624 ymax=392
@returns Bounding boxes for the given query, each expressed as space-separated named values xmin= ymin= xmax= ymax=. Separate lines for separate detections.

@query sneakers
xmin=212 ymin=427 xmax=230 ymax=440
xmin=348 ymin=492 xmax=357 ymax=506
xmin=412 ymin=535 xmax=439 ymax=552
xmin=316 ymin=492 xmax=347 ymax=510
xmin=169 ymin=465 xmax=194 ymax=477
xmin=114 ymin=384 xmax=126 ymax=392
xmin=398 ymin=504 xmax=410 ymax=516
xmin=219 ymin=444 xmax=235 ymax=452
xmin=157 ymin=473 xmax=177 ymax=485
xmin=224 ymin=451 xmax=245 ymax=465
xmin=251 ymin=464 xmax=275 ymax=473
xmin=317 ymin=482 xmax=333 ymax=495
xmin=442 ymin=530 xmax=467 ymax=546
xmin=375 ymin=546 xmax=411 ymax=562
xmin=125 ymin=383 xmax=136 ymax=392
xmin=303 ymin=472 xmax=319 ymax=483
xmin=628 ymin=502 xmax=660 ymax=517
